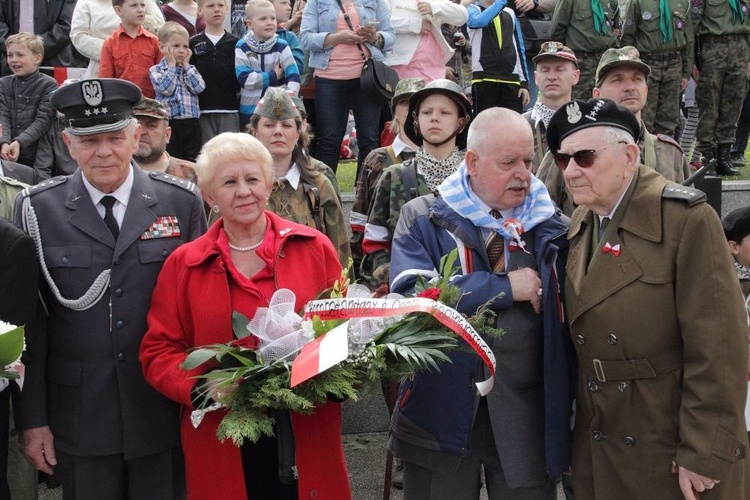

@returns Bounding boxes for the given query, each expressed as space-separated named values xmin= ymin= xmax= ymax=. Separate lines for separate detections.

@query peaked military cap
xmin=595 ymin=46 xmax=651 ymax=87
xmin=546 ymin=98 xmax=641 ymax=153
xmin=533 ymin=41 xmax=579 ymax=67
xmin=723 ymin=206 xmax=750 ymax=242
xmin=253 ymin=87 xmax=300 ymax=121
xmin=52 ymin=78 xmax=143 ymax=136
xmin=133 ymin=97 xmax=169 ymax=121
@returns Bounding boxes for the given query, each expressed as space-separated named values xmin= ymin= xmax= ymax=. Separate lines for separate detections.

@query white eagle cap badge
xmin=82 ymin=80 xmax=103 ymax=107
xmin=566 ymin=101 xmax=582 ymax=124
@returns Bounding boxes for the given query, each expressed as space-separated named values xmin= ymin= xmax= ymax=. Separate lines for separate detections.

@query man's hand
xmin=678 ymin=465 xmax=720 ymax=500
xmin=514 ymin=0 xmax=535 ymax=12
xmin=518 ymin=88 xmax=530 ymax=107
xmin=508 ymin=267 xmax=542 ymax=314
xmin=1 ymin=140 xmax=19 ymax=161
xmin=417 ymin=1 xmax=433 ymax=16
xmin=19 ymin=426 xmax=56 ymax=475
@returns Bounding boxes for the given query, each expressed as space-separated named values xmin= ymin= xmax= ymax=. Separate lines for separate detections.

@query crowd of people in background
xmin=0 ymin=0 xmax=750 ymax=499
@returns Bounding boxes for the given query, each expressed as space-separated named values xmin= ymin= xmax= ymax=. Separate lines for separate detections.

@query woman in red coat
xmin=139 ymin=132 xmax=351 ymax=500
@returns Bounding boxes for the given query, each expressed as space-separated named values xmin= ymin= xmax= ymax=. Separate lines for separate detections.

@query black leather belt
xmin=641 ymin=51 xmax=680 ymax=61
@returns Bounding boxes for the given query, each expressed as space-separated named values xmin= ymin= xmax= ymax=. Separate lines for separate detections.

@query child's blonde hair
xmin=5 ymin=33 xmax=44 ymax=58
xmin=197 ymin=0 xmax=227 ymax=7
xmin=245 ymin=0 xmax=275 ymax=19
xmin=157 ymin=21 xmax=190 ymax=43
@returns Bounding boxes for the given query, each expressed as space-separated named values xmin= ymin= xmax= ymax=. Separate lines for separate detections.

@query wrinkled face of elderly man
xmin=466 ymin=113 xmax=534 ymax=211
xmin=558 ymin=126 xmax=640 ymax=215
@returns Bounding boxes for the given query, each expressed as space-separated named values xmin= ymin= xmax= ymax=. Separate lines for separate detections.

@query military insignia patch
xmin=566 ymin=102 xmax=582 ymax=124
xmin=82 ymin=80 xmax=103 ymax=107
xmin=140 ymin=216 xmax=181 ymax=239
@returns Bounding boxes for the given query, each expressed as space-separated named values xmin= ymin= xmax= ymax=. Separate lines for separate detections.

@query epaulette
xmin=662 ymin=184 xmax=705 ymax=206
xmin=149 ymin=171 xmax=198 ymax=193
xmin=0 ymin=176 xmax=29 ymax=189
xmin=656 ymin=134 xmax=684 ymax=153
xmin=19 ymin=176 xmax=67 ymax=198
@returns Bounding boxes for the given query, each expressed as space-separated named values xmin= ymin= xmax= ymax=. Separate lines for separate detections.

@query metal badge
xmin=642 ymin=11 xmax=652 ymax=20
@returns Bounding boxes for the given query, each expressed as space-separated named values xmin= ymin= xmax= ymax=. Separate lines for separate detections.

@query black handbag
xmin=333 ymin=0 xmax=399 ymax=100
xmin=518 ymin=13 xmax=553 ymax=55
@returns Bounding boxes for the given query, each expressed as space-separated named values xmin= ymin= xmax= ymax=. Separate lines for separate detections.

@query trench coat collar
xmin=65 ymin=165 xmax=159 ymax=258
xmin=565 ymin=166 xmax=667 ymax=323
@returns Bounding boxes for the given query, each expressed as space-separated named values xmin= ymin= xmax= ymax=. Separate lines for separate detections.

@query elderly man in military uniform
xmin=548 ymin=97 xmax=750 ymax=499
xmin=13 ymin=78 xmax=207 ymax=500
xmin=537 ymin=47 xmax=690 ymax=215
xmin=522 ymin=41 xmax=580 ymax=173
xmin=133 ymin=98 xmax=197 ymax=183
xmin=551 ymin=0 xmax=618 ymax=100
xmin=692 ymin=0 xmax=750 ymax=176
xmin=620 ymin=0 xmax=693 ymax=137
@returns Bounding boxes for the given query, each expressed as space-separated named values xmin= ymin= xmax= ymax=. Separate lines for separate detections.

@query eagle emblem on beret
xmin=566 ymin=102 xmax=582 ymax=124
xmin=82 ymin=80 xmax=103 ymax=107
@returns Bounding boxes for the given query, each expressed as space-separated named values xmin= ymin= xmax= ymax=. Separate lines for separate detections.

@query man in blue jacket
xmin=388 ymin=107 xmax=575 ymax=500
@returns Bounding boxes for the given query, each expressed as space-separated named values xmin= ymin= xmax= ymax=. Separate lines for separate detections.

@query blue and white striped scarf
xmin=438 ymin=162 xmax=556 ymax=240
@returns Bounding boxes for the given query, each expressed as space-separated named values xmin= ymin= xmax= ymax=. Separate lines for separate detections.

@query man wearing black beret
xmin=13 ymin=78 xmax=207 ymax=499
xmin=550 ymin=98 xmax=750 ymax=499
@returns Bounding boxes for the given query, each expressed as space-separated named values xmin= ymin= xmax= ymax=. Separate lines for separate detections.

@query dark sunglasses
xmin=553 ymin=142 xmax=627 ymax=170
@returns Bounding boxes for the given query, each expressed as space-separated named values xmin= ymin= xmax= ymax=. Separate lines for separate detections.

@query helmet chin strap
xmin=420 ymin=122 xmax=467 ymax=148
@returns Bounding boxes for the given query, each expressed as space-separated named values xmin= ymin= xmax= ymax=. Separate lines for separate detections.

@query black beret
xmin=723 ymin=206 xmax=750 ymax=242
xmin=546 ymin=98 xmax=641 ymax=153
xmin=51 ymin=79 xmax=142 ymax=136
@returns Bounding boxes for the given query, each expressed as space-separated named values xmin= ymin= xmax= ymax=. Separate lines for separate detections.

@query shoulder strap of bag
xmin=401 ymin=159 xmax=419 ymax=201
xmin=333 ymin=0 xmax=367 ymax=62
xmin=303 ymin=181 xmax=323 ymax=232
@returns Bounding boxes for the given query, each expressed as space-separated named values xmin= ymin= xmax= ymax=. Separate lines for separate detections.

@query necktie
xmin=101 ymin=196 xmax=119 ymax=239
xmin=486 ymin=210 xmax=505 ymax=273
xmin=599 ymin=217 xmax=610 ymax=240
xmin=19 ymin=1 xmax=34 ymax=34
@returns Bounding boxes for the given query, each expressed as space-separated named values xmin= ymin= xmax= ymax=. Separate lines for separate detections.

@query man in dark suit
xmin=0 ymin=0 xmax=75 ymax=75
xmin=0 ymin=218 xmax=38 ymax=500
xmin=13 ymin=78 xmax=207 ymax=500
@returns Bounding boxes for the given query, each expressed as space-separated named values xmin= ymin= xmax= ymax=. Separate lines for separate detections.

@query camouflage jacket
xmin=537 ymin=128 xmax=691 ymax=216
xmin=0 ymin=176 xmax=27 ymax=221
xmin=267 ymin=171 xmax=351 ymax=268
xmin=360 ymin=161 xmax=430 ymax=287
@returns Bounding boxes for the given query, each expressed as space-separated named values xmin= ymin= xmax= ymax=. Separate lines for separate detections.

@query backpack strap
xmin=303 ymin=181 xmax=323 ymax=232
xmin=401 ymin=159 xmax=419 ymax=201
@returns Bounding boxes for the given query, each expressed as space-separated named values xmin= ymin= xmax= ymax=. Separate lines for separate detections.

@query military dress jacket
xmin=565 ymin=165 xmax=750 ymax=499
xmin=13 ymin=166 xmax=207 ymax=459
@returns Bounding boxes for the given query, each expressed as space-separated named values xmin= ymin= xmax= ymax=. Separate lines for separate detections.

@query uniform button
xmin=162 ymin=249 xmax=169 ymax=257
xmin=593 ymin=430 xmax=604 ymax=441
xmin=114 ymin=288 xmax=123 ymax=297
xmin=117 ymin=353 xmax=126 ymax=362
xmin=588 ymin=381 xmax=599 ymax=392
xmin=624 ymin=436 xmax=636 ymax=447
xmin=61 ymin=257 xmax=69 ymax=264
xmin=308 ymin=489 xmax=319 ymax=499
xmin=114 ymin=258 xmax=121 ymax=265
xmin=736 ymin=447 xmax=743 ymax=458
xmin=607 ymin=334 xmax=617 ymax=345
xmin=618 ymin=382 xmax=629 ymax=393
xmin=115 ymin=320 xmax=124 ymax=330
xmin=576 ymin=335 xmax=586 ymax=346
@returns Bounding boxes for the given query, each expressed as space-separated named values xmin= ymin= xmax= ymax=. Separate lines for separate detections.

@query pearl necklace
xmin=228 ymin=239 xmax=263 ymax=252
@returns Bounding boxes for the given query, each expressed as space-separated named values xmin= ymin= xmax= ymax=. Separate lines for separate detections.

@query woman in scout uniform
xmin=248 ymin=87 xmax=351 ymax=267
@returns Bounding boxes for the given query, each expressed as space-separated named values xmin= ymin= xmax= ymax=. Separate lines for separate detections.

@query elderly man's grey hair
xmin=602 ymin=126 xmax=637 ymax=146
xmin=467 ymin=107 xmax=532 ymax=154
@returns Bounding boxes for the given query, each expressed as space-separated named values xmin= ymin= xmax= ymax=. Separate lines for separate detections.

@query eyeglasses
xmin=553 ymin=142 xmax=627 ymax=170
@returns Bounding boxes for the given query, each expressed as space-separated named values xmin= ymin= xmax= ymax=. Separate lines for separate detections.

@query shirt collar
xmin=278 ymin=163 xmax=301 ymax=190
xmin=392 ymin=135 xmax=415 ymax=157
xmin=82 ymin=164 xmax=135 ymax=207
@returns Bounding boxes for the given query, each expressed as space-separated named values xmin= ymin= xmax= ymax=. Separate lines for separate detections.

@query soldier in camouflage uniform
xmin=620 ymin=0 xmax=694 ymax=136
xmin=361 ymin=79 xmax=471 ymax=289
xmin=350 ymin=78 xmax=425 ymax=278
xmin=551 ymin=0 xmax=619 ymax=100
xmin=692 ymin=0 xmax=750 ymax=175
xmin=248 ymin=87 xmax=351 ymax=267
xmin=537 ymin=47 xmax=691 ymax=215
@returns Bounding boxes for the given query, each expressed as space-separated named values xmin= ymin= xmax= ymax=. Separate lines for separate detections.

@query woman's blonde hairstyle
xmin=195 ymin=133 xmax=274 ymax=195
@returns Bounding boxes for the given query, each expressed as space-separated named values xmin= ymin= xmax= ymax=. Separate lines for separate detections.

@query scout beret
xmin=595 ymin=46 xmax=651 ymax=87
xmin=546 ymin=98 xmax=641 ymax=153
xmin=533 ymin=41 xmax=578 ymax=67
xmin=133 ymin=97 xmax=169 ymax=121
xmin=723 ymin=206 xmax=750 ymax=242
xmin=52 ymin=78 xmax=142 ymax=136
xmin=253 ymin=87 xmax=300 ymax=121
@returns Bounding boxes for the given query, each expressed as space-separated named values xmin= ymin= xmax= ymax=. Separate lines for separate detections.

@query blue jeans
xmin=314 ymin=76 xmax=383 ymax=174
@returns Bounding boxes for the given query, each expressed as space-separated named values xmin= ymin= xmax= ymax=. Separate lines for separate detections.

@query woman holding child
xmin=140 ymin=132 xmax=351 ymax=500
